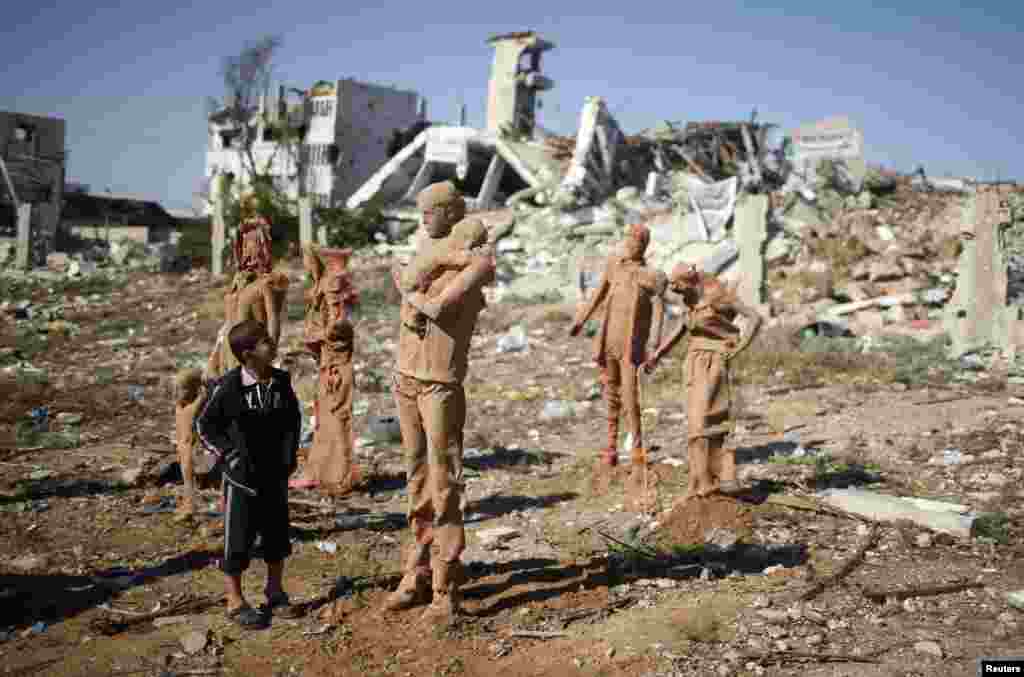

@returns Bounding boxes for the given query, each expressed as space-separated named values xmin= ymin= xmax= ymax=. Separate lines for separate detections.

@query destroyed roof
xmin=62 ymin=191 xmax=174 ymax=227
xmin=486 ymin=30 xmax=554 ymax=49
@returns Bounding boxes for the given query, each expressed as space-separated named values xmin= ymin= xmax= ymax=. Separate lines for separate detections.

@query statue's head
xmin=417 ymin=181 xmax=465 ymax=238
xmin=623 ymin=223 xmax=650 ymax=261
xmin=669 ymin=262 xmax=703 ymax=306
xmin=451 ymin=218 xmax=487 ymax=251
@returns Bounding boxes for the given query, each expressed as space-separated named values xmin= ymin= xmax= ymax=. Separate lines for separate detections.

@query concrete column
xmin=15 ymin=204 xmax=31 ymax=270
xmin=403 ymin=160 xmax=434 ymax=203
xmin=298 ymin=196 xmax=313 ymax=246
xmin=211 ymin=197 xmax=226 ymax=276
xmin=969 ymin=190 xmax=1002 ymax=347
xmin=477 ymin=154 xmax=507 ymax=209
xmin=733 ymin=194 xmax=769 ymax=308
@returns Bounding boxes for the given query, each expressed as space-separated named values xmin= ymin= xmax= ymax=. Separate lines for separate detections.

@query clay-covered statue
xmin=384 ymin=181 xmax=495 ymax=625
xmin=206 ymin=206 xmax=290 ymax=377
xmin=570 ymin=223 xmax=667 ymax=497
xmin=644 ymin=263 xmax=762 ymax=503
xmin=173 ymin=196 xmax=290 ymax=522
xmin=289 ymin=245 xmax=361 ymax=494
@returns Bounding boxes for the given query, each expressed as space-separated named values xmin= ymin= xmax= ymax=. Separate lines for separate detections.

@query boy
xmin=195 ymin=319 xmax=303 ymax=628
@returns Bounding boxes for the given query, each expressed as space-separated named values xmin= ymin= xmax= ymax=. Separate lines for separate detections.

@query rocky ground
xmin=1 ymin=260 xmax=1023 ymax=677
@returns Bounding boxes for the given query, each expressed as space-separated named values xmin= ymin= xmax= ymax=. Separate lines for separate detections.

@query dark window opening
xmin=14 ymin=125 xmax=34 ymax=143
xmin=219 ymin=130 xmax=240 ymax=148
xmin=327 ymin=144 xmax=340 ymax=165
xmin=262 ymin=126 xmax=278 ymax=142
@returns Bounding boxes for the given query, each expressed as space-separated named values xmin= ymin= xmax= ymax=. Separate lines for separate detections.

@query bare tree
xmin=206 ymin=35 xmax=306 ymax=202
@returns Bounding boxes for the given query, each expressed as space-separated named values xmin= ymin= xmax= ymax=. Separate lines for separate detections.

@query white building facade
xmin=203 ymin=78 xmax=421 ymax=213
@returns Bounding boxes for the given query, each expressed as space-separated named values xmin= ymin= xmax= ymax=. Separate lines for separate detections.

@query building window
xmin=10 ymin=123 xmax=37 ymax=155
xmin=313 ymin=99 xmax=333 ymax=117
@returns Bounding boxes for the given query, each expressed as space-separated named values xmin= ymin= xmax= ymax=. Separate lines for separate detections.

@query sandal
xmin=226 ymin=603 xmax=267 ymax=629
xmin=265 ymin=592 xmax=303 ymax=619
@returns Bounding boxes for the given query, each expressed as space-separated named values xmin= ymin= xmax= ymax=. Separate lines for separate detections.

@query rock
xmin=120 ymin=468 xmax=145 ymax=486
xmin=67 ymin=260 xmax=97 ymax=277
xmin=868 ymin=259 xmax=903 ymax=282
xmin=55 ymin=412 xmax=83 ymax=426
xmin=181 ymin=629 xmax=209 ymax=655
xmin=913 ymin=640 xmax=943 ymax=658
xmin=704 ymin=527 xmax=739 ymax=550
xmin=152 ymin=615 xmax=191 ymax=628
xmin=496 ymin=325 xmax=529 ymax=353
xmin=477 ymin=526 xmax=521 ymax=548
xmin=9 ymin=554 xmax=48 ymax=572
xmin=756 ymin=610 xmax=790 ymax=624
xmin=915 ymin=533 xmax=933 ymax=548
xmin=1006 ymin=590 xmax=1024 ymax=610
xmin=875 ymin=224 xmax=895 ymax=241
xmin=540 ymin=400 xmax=574 ymax=421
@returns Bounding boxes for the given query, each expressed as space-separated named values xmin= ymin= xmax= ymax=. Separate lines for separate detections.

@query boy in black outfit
xmin=196 ymin=319 xmax=302 ymax=627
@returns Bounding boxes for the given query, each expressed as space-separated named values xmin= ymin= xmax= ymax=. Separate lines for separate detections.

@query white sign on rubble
xmin=685 ymin=176 xmax=738 ymax=242
xmin=790 ymin=117 xmax=864 ymax=173
xmin=424 ymin=127 xmax=471 ymax=179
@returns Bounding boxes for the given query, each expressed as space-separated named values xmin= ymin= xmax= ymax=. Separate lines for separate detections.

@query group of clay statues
xmin=173 ymin=181 xmax=761 ymax=623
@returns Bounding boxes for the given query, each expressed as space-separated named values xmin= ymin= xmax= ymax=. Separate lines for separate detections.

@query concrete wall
xmin=334 ymin=79 xmax=419 ymax=204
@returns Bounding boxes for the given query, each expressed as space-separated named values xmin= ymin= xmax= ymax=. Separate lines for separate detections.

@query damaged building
xmin=0 ymin=110 xmax=66 ymax=267
xmin=204 ymin=78 xmax=423 ymax=213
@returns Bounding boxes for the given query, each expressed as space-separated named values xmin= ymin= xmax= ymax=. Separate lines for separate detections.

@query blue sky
xmin=2 ymin=0 xmax=1021 ymax=210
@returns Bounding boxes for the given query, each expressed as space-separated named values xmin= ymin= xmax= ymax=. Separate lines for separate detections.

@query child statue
xmin=644 ymin=263 xmax=762 ymax=503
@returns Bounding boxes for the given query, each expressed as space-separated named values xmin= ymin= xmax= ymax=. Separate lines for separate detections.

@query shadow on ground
xmin=463 ymin=446 xmax=567 ymax=473
xmin=1 ymin=477 xmax=129 ymax=506
xmin=465 ymin=492 xmax=579 ymax=524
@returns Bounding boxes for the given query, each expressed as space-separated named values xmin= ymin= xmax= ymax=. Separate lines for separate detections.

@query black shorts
xmin=221 ymin=478 xmax=292 ymax=575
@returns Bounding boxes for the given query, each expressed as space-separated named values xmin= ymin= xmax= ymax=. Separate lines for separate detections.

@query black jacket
xmin=195 ymin=366 xmax=301 ymax=493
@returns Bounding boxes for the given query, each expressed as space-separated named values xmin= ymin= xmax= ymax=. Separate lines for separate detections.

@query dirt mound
xmin=657 ymin=495 xmax=752 ymax=545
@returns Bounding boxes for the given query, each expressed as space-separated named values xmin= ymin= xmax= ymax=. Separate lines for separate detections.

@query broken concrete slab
xmin=817 ymin=488 xmax=976 ymax=538
xmin=686 ymin=176 xmax=738 ymax=242
xmin=734 ymin=194 xmax=769 ymax=307
xmin=556 ymin=97 xmax=624 ymax=206
xmin=476 ymin=526 xmax=521 ymax=548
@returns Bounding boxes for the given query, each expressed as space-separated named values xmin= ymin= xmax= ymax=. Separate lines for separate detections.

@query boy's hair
xmin=228 ymin=319 xmax=269 ymax=362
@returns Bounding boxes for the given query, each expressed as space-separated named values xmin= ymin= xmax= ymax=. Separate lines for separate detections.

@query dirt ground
xmin=1 ymin=260 xmax=1022 ymax=677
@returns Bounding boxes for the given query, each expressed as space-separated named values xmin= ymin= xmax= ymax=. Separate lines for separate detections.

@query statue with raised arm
xmin=644 ymin=263 xmax=762 ymax=504
xmin=569 ymin=223 xmax=667 ymax=496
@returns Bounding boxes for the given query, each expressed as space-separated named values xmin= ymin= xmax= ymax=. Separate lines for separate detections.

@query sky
xmin=2 ymin=0 xmax=1022 ymax=211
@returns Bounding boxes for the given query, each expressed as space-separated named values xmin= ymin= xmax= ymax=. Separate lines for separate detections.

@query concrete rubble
xmin=817 ymin=488 xmax=977 ymax=538
xmin=328 ymin=32 xmax=1024 ymax=362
